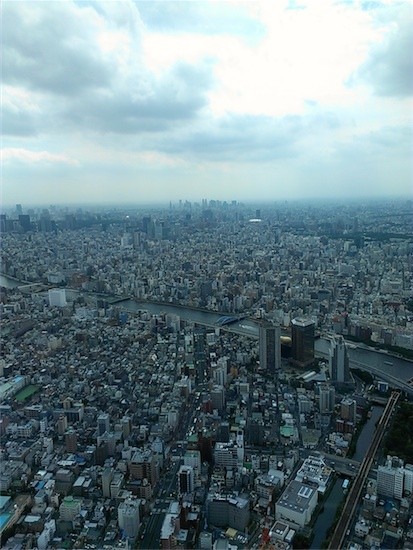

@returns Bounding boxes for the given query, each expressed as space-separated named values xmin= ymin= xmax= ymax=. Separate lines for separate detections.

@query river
xmin=310 ymin=405 xmax=384 ymax=548
xmin=1 ymin=272 xmax=412 ymax=388
xmin=0 ymin=274 xmax=22 ymax=289
xmin=0 ymin=272 xmax=395 ymax=545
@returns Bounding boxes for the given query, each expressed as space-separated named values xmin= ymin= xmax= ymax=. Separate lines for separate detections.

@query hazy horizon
xmin=3 ymin=194 xmax=412 ymax=213
xmin=3 ymin=1 xmax=412 ymax=206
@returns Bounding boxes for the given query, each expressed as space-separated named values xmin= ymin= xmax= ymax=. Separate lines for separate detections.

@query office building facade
xmin=329 ymin=335 xmax=350 ymax=382
xmin=259 ymin=321 xmax=281 ymax=375
xmin=291 ymin=318 xmax=315 ymax=367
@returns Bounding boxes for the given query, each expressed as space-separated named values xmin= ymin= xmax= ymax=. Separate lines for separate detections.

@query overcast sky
xmin=2 ymin=0 xmax=412 ymax=206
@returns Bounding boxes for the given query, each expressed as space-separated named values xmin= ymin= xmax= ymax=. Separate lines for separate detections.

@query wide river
xmin=0 ymin=273 xmax=402 ymax=544
xmin=1 ymin=274 xmax=412 ymax=389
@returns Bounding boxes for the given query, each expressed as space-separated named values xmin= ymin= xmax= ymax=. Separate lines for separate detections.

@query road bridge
xmin=319 ymin=452 xmax=361 ymax=478
xmin=350 ymin=359 xmax=413 ymax=395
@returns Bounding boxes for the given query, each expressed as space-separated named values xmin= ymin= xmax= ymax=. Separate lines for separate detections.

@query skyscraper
xmin=329 ymin=335 xmax=350 ymax=382
xmin=259 ymin=320 xmax=281 ymax=375
xmin=291 ymin=318 xmax=315 ymax=367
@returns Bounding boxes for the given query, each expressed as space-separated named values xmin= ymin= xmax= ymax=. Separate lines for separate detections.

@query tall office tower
xmin=48 ymin=289 xmax=67 ymax=307
xmin=216 ymin=422 xmax=230 ymax=443
xmin=211 ymin=385 xmax=225 ymax=412
xmin=318 ymin=384 xmax=335 ymax=413
xmin=102 ymin=467 xmax=113 ymax=498
xmin=291 ymin=318 xmax=315 ymax=367
xmin=97 ymin=413 xmax=110 ymax=436
xmin=329 ymin=335 xmax=350 ymax=382
xmin=118 ymin=498 xmax=141 ymax=541
xmin=57 ymin=414 xmax=68 ymax=435
xmin=121 ymin=416 xmax=131 ymax=439
xmin=212 ymin=366 xmax=227 ymax=387
xmin=259 ymin=320 xmax=281 ymax=374
xmin=236 ymin=429 xmax=245 ymax=464
xmin=340 ymin=398 xmax=357 ymax=423
xmin=65 ymin=430 xmax=77 ymax=453
xmin=178 ymin=465 xmax=195 ymax=495
xmin=194 ymin=327 xmax=207 ymax=383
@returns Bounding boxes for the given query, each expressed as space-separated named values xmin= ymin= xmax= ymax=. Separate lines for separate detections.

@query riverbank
xmin=0 ymin=273 xmax=33 ymax=287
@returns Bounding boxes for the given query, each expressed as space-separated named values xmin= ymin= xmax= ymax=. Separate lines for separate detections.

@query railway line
xmin=328 ymin=390 xmax=401 ymax=549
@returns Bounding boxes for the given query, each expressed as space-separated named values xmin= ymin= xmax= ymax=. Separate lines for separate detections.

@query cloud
xmin=1 ymin=0 xmax=410 ymax=204
xmin=3 ymin=2 xmax=214 ymax=137
xmin=2 ymin=86 xmax=42 ymax=136
xmin=152 ymin=112 xmax=341 ymax=162
xmin=2 ymin=148 xmax=80 ymax=166
xmin=63 ymin=61 xmax=214 ymax=134
xmin=136 ymin=1 xmax=265 ymax=42
xmin=353 ymin=4 xmax=413 ymax=96
xmin=3 ymin=2 xmax=112 ymax=95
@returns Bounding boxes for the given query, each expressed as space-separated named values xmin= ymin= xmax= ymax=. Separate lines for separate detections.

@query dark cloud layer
xmin=2 ymin=0 xmax=411 ymax=204
xmin=63 ymin=62 xmax=214 ymax=134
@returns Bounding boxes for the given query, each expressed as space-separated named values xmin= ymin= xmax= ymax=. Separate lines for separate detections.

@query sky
xmin=2 ymin=0 xmax=412 ymax=206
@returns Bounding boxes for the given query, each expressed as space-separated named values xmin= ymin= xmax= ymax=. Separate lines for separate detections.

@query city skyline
xmin=3 ymin=0 xmax=412 ymax=206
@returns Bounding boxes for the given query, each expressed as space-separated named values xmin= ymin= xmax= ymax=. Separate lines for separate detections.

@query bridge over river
xmin=119 ymin=298 xmax=413 ymax=395
xmin=1 ymin=271 xmax=412 ymax=395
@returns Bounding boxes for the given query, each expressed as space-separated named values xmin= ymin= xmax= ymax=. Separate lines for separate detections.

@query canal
xmin=310 ymin=405 xmax=384 ymax=548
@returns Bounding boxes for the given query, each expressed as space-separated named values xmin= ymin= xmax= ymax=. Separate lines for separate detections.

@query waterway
xmin=0 ymin=274 xmax=21 ymax=289
xmin=352 ymin=405 xmax=384 ymax=462
xmin=310 ymin=478 xmax=343 ymax=550
xmin=310 ymin=405 xmax=384 ymax=548
xmin=1 ymin=272 xmax=412 ymax=387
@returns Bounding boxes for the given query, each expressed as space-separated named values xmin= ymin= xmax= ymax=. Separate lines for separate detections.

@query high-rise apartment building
xmin=318 ymin=384 xmax=335 ymax=413
xmin=340 ymin=398 xmax=357 ymax=423
xmin=377 ymin=456 xmax=404 ymax=499
xmin=48 ymin=289 xmax=67 ymax=307
xmin=291 ymin=318 xmax=315 ymax=367
xmin=118 ymin=498 xmax=141 ymax=541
